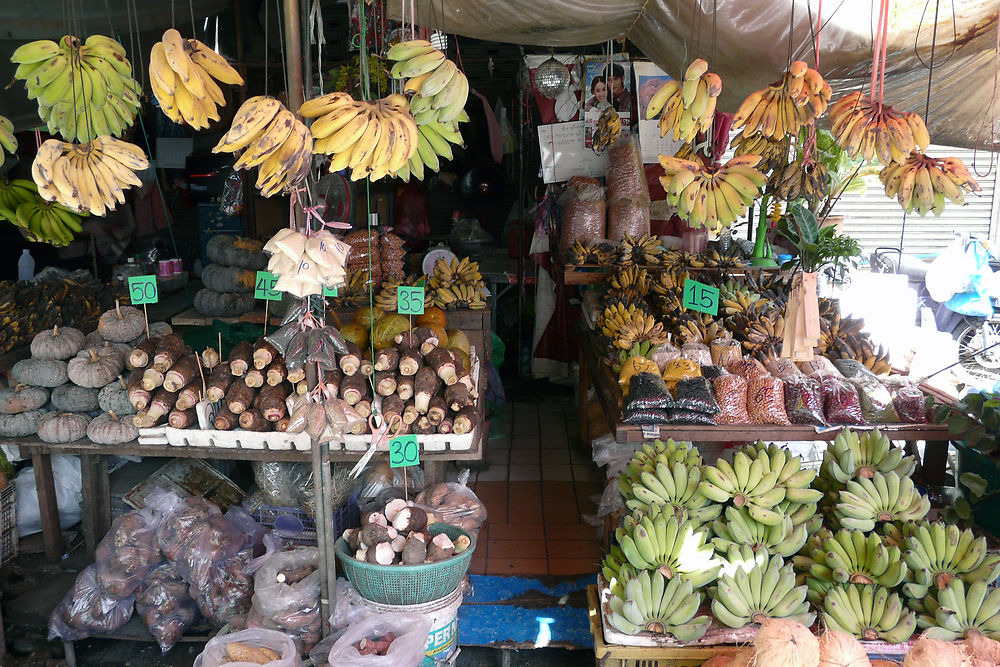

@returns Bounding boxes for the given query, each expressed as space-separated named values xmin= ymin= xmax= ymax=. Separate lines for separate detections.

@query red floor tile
xmin=483 ymin=500 xmax=507 ymax=524
xmin=488 ymin=539 xmax=547 ymax=559
xmin=469 ymin=554 xmax=487 ymax=575
xmin=488 ymin=523 xmax=546 ymax=541
xmin=548 ymin=558 xmax=600 ymax=576
xmin=548 ymin=540 xmax=603 ymax=560
xmin=541 ymin=481 xmax=576 ymax=499
xmin=542 ymin=499 xmax=580 ymax=523
xmin=545 ymin=523 xmax=599 ymax=541
xmin=509 ymin=481 xmax=543 ymax=495
xmin=474 ymin=481 xmax=509 ymax=502
xmin=507 ymin=500 xmax=544 ymax=524
xmin=487 ymin=557 xmax=549 ymax=576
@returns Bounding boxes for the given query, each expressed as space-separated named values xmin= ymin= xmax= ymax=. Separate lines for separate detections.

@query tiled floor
xmin=452 ymin=398 xmax=607 ymax=578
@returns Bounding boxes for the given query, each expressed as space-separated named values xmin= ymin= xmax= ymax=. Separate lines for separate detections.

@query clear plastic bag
xmin=727 ymin=358 xmax=769 ymax=381
xmin=680 ymin=342 xmax=712 ymax=366
xmin=665 ymin=408 xmax=716 ymax=425
xmin=766 ymin=358 xmax=803 ymax=381
xmin=326 ymin=612 xmax=432 ymax=667
xmin=798 ymin=357 xmax=841 ymax=376
xmin=622 ymin=408 xmax=670 ymax=424
xmin=673 ymin=377 xmax=719 ymax=415
xmin=624 ymin=372 xmax=673 ymax=411
xmin=48 ymin=565 xmax=134 ymax=641
xmin=329 ymin=578 xmax=374 ymax=632
xmin=815 ymin=372 xmax=866 ymax=425
xmin=135 ymin=562 xmax=199 ymax=653
xmin=782 ymin=376 xmax=826 ymax=425
xmin=558 ymin=176 xmax=606 ymax=251
xmin=650 ymin=341 xmax=682 ymax=371
xmin=606 ymin=136 xmax=649 ymax=203
xmin=885 ymin=376 xmax=927 ymax=424
xmin=710 ymin=339 xmax=742 ymax=367
xmin=94 ymin=507 xmax=162 ymax=597
xmin=607 ymin=197 xmax=651 ymax=242
xmin=700 ymin=365 xmax=723 ymax=380
xmin=836 ymin=362 xmax=901 ymax=423
xmin=591 ymin=435 xmax=639 ymax=477
xmin=746 ymin=376 xmax=791 ymax=425
xmin=194 ymin=548 xmax=254 ymax=627
xmin=194 ymin=628 xmax=300 ymax=667
xmin=415 ymin=473 xmax=488 ymax=537
xmin=249 ymin=537 xmax=321 ymax=652
xmin=713 ymin=372 xmax=749 ymax=424
xmin=359 ymin=464 xmax=427 ymax=502
xmin=662 ymin=359 xmax=701 ymax=391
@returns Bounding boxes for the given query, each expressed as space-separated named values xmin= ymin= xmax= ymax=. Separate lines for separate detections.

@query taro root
xmin=374 ymin=371 xmax=397 ymax=397
xmin=374 ymin=348 xmax=399 ymax=372
xmin=168 ymin=408 xmax=197 ymax=429
xmin=228 ymin=341 xmax=253 ymax=377
xmin=381 ymin=395 xmax=404 ymax=423
xmin=454 ymin=535 xmax=472 ymax=554
xmin=206 ymin=365 xmax=234 ymax=402
xmin=128 ymin=337 xmax=159 ymax=370
xmin=413 ymin=416 xmax=435 ymax=434
xmin=427 ymin=396 xmax=447 ymax=426
xmin=340 ymin=373 xmax=367 ymax=406
xmin=225 ymin=378 xmax=256 ymax=414
xmin=402 ymin=400 xmax=419 ymax=425
xmin=426 ymin=533 xmax=456 ymax=562
xmin=238 ymin=409 xmax=268 ymax=431
xmin=425 ymin=347 xmax=458 ymax=385
xmin=445 ymin=383 xmax=472 ymax=412
xmin=392 ymin=506 xmax=428 ymax=533
xmin=127 ymin=368 xmax=151 ymax=410
xmin=323 ymin=368 xmax=342 ymax=398
xmin=200 ymin=346 xmax=220 ymax=370
xmin=265 ymin=357 xmax=287 ymax=386
xmin=146 ymin=386 xmax=178 ymax=422
xmin=259 ymin=384 xmax=290 ymax=422
xmin=174 ymin=380 xmax=203 ymax=411
xmin=437 ymin=417 xmax=454 ymax=434
xmin=453 ymin=406 xmax=476 ymax=435
xmin=361 ymin=522 xmax=391 ymax=547
xmin=401 ymin=533 xmax=427 ymax=564
xmin=398 ymin=347 xmax=421 ymax=376
xmin=162 ymin=354 xmax=199 ymax=392
xmin=286 ymin=365 xmax=306 ymax=384
xmin=413 ymin=326 xmax=439 ymax=355
xmin=244 ymin=367 xmax=264 ymax=388
xmin=152 ymin=334 xmax=186 ymax=373
xmin=141 ymin=366 xmax=165 ymax=391
xmin=354 ymin=398 xmax=372 ymax=419
xmin=213 ymin=406 xmax=238 ymax=430
xmin=396 ymin=375 xmax=415 ymax=400
xmin=384 ymin=499 xmax=407 ymax=523
xmin=413 ymin=367 xmax=441 ymax=414
xmin=339 ymin=341 xmax=363 ymax=376
xmin=252 ymin=338 xmax=279 ymax=369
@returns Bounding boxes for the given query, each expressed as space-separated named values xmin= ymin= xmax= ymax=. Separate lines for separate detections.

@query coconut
xmin=818 ymin=628 xmax=871 ymax=667
xmin=729 ymin=648 xmax=757 ymax=667
xmin=701 ymin=656 xmax=734 ymax=667
xmin=902 ymin=636 xmax=969 ymax=667
xmin=754 ymin=617 xmax=821 ymax=667
xmin=964 ymin=631 xmax=1000 ymax=667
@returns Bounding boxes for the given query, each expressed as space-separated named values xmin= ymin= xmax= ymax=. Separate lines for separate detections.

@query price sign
xmin=389 ymin=435 xmax=420 ymax=468
xmin=397 ymin=285 xmax=425 ymax=315
xmin=128 ymin=276 xmax=158 ymax=305
xmin=682 ymin=279 xmax=719 ymax=316
xmin=254 ymin=271 xmax=281 ymax=301
xmin=322 ymin=286 xmax=339 ymax=297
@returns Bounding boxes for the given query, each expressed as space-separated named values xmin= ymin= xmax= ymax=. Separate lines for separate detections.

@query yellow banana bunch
xmin=658 ymin=153 xmax=767 ymax=233
xmin=428 ymin=256 xmax=487 ymax=310
xmin=592 ymin=107 xmax=623 ymax=152
xmin=213 ymin=96 xmax=313 ymax=197
xmin=301 ymin=92 xmax=418 ymax=182
xmin=880 ymin=150 xmax=981 ymax=216
xmin=0 ymin=116 xmax=17 ymax=169
xmin=775 ymin=157 xmax=829 ymax=205
xmin=731 ymin=130 xmax=790 ymax=175
xmin=645 ymin=58 xmax=722 ymax=144
xmin=732 ymin=61 xmax=831 ymax=140
xmin=829 ymin=91 xmax=931 ymax=164
xmin=11 ymin=35 xmax=141 ymax=142
xmin=31 ymin=135 xmax=148 ymax=217
xmin=0 ymin=178 xmax=86 ymax=246
xmin=149 ymin=29 xmax=244 ymax=129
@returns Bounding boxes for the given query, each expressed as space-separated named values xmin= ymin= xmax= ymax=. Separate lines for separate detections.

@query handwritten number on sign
xmin=682 ymin=279 xmax=719 ymax=316
xmin=389 ymin=435 xmax=420 ymax=468
xmin=397 ymin=285 xmax=425 ymax=315
xmin=254 ymin=271 xmax=281 ymax=301
xmin=128 ymin=276 xmax=158 ymax=305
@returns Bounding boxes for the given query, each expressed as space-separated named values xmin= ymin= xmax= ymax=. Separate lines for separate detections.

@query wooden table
xmin=578 ymin=328 xmax=953 ymax=483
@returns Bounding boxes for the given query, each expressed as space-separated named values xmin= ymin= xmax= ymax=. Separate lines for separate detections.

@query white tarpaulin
xmin=392 ymin=0 xmax=999 ymax=150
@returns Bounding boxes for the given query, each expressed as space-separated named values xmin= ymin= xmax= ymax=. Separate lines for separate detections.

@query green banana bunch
xmin=710 ymin=505 xmax=807 ymax=557
xmin=797 ymin=529 xmax=907 ymax=605
xmin=0 ymin=116 xmax=17 ymax=168
xmin=601 ymin=545 xmax=637 ymax=599
xmin=879 ymin=521 xmax=918 ymax=549
xmin=608 ymin=570 xmax=712 ymax=641
xmin=919 ymin=579 xmax=1000 ymax=641
xmin=620 ymin=458 xmax=721 ymax=526
xmin=902 ymin=521 xmax=1000 ymax=612
xmin=834 ymin=470 xmax=930 ymax=532
xmin=0 ymin=178 xmax=84 ymax=246
xmin=710 ymin=547 xmax=814 ymax=628
xmin=774 ymin=499 xmax=822 ymax=534
xmin=819 ymin=428 xmax=916 ymax=488
xmin=11 ymin=35 xmax=140 ymax=142
xmin=617 ymin=439 xmax=703 ymax=495
xmin=615 ymin=507 xmax=721 ymax=588
xmin=822 ymin=583 xmax=917 ymax=643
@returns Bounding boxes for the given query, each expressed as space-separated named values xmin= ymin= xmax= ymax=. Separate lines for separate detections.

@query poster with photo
xmin=633 ymin=61 xmax=684 ymax=163
xmin=583 ymin=57 xmax=632 ymax=148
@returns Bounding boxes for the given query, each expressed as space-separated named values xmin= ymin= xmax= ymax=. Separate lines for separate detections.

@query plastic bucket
xmin=361 ymin=584 xmax=463 ymax=666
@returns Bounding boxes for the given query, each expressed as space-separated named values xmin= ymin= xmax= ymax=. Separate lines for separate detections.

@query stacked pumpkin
xmin=195 ymin=235 xmax=268 ymax=318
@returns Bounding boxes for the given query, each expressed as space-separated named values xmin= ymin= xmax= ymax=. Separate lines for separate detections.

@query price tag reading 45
xmin=254 ymin=271 xmax=281 ymax=301
xmin=397 ymin=285 xmax=425 ymax=315
xmin=128 ymin=276 xmax=158 ymax=305
xmin=683 ymin=279 xmax=720 ymax=316
xmin=389 ymin=435 xmax=420 ymax=468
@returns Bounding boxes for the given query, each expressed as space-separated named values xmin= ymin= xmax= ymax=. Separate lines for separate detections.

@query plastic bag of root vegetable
xmin=93 ymin=506 xmax=162 ymax=597
xmin=194 ymin=628 xmax=299 ymax=667
xmin=247 ymin=535 xmax=321 ymax=653
xmin=326 ymin=612 xmax=431 ymax=667
xmin=414 ymin=469 xmax=487 ymax=538
xmin=48 ymin=565 xmax=134 ymax=641
xmin=135 ymin=562 xmax=199 ymax=653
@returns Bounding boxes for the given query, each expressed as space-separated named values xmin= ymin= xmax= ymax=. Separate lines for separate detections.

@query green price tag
xmin=397 ymin=285 xmax=425 ymax=315
xmin=322 ymin=286 xmax=339 ymax=297
xmin=389 ymin=435 xmax=420 ymax=468
xmin=254 ymin=271 xmax=281 ymax=301
xmin=683 ymin=279 xmax=720 ymax=316
xmin=128 ymin=275 xmax=158 ymax=305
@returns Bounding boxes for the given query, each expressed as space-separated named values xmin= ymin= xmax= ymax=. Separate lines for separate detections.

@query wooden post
xmin=283 ymin=0 xmax=304 ymax=113
xmin=31 ymin=452 xmax=63 ymax=562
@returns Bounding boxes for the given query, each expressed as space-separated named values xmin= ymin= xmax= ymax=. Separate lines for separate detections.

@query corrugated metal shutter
xmin=835 ymin=145 xmax=997 ymax=258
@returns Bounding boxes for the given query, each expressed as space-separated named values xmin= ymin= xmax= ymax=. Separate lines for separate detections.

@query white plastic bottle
xmin=17 ymin=249 xmax=34 ymax=281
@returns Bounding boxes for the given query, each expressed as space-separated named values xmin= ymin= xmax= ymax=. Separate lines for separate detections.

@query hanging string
xmin=276 ymin=0 xmax=288 ymax=94
xmin=972 ymin=16 xmax=999 ymax=178
xmin=711 ymin=0 xmax=717 ymax=65
xmin=792 ymin=0 xmax=849 ymax=61
xmin=621 ymin=0 xmax=651 ymax=43
xmin=786 ymin=0 xmax=795 ymax=70
xmin=104 ymin=0 xmax=115 ymax=38
xmin=803 ymin=0 xmax=823 ymax=163
xmin=264 ymin=0 xmax=269 ymax=96
xmin=914 ymin=0 xmax=957 ymax=71
xmin=920 ymin=0 xmax=943 ymax=123
xmin=189 ymin=0 xmax=197 ymax=40
xmin=310 ymin=0 xmax=326 ymax=95
xmin=170 ymin=0 xmax=175 ymax=28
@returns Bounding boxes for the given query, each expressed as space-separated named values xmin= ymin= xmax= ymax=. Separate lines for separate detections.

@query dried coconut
xmin=903 ymin=637 xmax=970 ymax=667
xmin=818 ymin=628 xmax=871 ymax=667
xmin=754 ymin=617 xmax=821 ymax=667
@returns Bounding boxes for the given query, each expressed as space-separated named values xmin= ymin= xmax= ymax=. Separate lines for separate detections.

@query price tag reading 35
xmin=389 ymin=435 xmax=420 ymax=468
xmin=128 ymin=276 xmax=158 ymax=305
xmin=397 ymin=285 xmax=425 ymax=315
xmin=683 ymin=279 xmax=719 ymax=316
xmin=254 ymin=271 xmax=281 ymax=301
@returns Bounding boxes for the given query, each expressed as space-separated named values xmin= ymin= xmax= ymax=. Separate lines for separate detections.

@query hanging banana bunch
xmin=645 ymin=58 xmax=722 ymax=144
xmin=0 ymin=116 xmax=17 ymax=169
xmin=732 ymin=61 xmax=831 ymax=140
xmin=0 ymin=178 xmax=86 ymax=247
xmin=11 ymin=35 xmax=141 ymax=142
xmin=149 ymin=29 xmax=244 ymax=129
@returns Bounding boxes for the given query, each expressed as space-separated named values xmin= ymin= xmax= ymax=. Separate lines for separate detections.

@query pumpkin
xmin=205 ymin=235 xmax=267 ymax=269
xmin=446 ymin=329 xmax=471 ymax=356
xmin=193 ymin=289 xmax=255 ymax=317
xmin=68 ymin=347 xmax=125 ymax=388
xmin=85 ymin=331 xmax=105 ymax=347
xmin=372 ymin=314 xmax=410 ymax=350
xmin=87 ymin=411 xmax=139 ymax=444
xmin=202 ymin=264 xmax=256 ymax=293
xmin=36 ymin=412 xmax=89 ymax=443
xmin=0 ymin=408 xmax=47 ymax=437
xmin=353 ymin=306 xmax=384 ymax=329
xmin=11 ymin=358 xmax=69 ymax=387
xmin=428 ymin=324 xmax=449 ymax=349
xmin=130 ymin=322 xmax=173 ymax=345
xmin=98 ymin=302 xmax=146 ymax=342
xmin=0 ymin=384 xmax=49 ymax=414
xmin=51 ymin=384 xmax=100 ymax=412
xmin=98 ymin=377 xmax=136 ymax=415
xmin=416 ymin=306 xmax=447 ymax=329
xmin=30 ymin=325 xmax=86 ymax=360
xmin=340 ymin=322 xmax=368 ymax=348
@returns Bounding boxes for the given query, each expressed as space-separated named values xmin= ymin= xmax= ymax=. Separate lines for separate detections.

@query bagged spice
xmin=814 ymin=372 xmax=865 ymax=425
xmin=766 ymin=358 xmax=803 ymax=381
xmin=885 ymin=376 xmax=927 ymax=424
xmin=783 ymin=376 xmax=826 ymax=425
xmin=798 ymin=357 xmax=840 ymax=376
xmin=606 ymin=136 xmax=649 ymax=202
xmin=623 ymin=372 xmax=673 ymax=412
xmin=650 ymin=341 xmax=682 ymax=371
xmin=727 ymin=358 xmax=769 ymax=382
xmin=662 ymin=358 xmax=701 ymax=392
xmin=713 ymin=372 xmax=749 ymax=424
xmin=622 ymin=408 xmax=671 ymax=425
xmin=700 ymin=365 xmax=723 ymax=380
xmin=557 ymin=176 xmax=606 ymax=251
xmin=607 ymin=197 xmax=651 ymax=242
xmin=835 ymin=361 xmax=901 ymax=424
xmin=665 ymin=408 xmax=716 ymax=425
xmin=710 ymin=339 xmax=742 ymax=367
xmin=746 ymin=375 xmax=791 ymax=425
xmin=681 ymin=342 xmax=712 ymax=366
xmin=673 ymin=377 xmax=720 ymax=415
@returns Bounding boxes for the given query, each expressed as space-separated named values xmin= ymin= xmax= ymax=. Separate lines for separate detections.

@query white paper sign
xmin=633 ymin=62 xmax=684 ymax=164
xmin=537 ymin=122 xmax=608 ymax=183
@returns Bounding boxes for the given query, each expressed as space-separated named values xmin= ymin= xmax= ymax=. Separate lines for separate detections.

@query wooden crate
xmin=588 ymin=586 xmax=743 ymax=667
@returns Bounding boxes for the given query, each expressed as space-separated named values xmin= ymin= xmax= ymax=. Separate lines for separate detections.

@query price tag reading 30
xmin=389 ymin=435 xmax=420 ymax=468
xmin=683 ymin=279 xmax=720 ymax=316
xmin=397 ymin=285 xmax=425 ymax=315
xmin=254 ymin=271 xmax=281 ymax=301
xmin=128 ymin=276 xmax=158 ymax=305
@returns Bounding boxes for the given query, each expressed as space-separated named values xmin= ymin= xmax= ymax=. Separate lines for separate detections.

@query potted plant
xmin=776 ymin=202 xmax=861 ymax=276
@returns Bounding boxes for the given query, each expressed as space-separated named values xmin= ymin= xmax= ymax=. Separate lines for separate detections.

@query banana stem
xmin=751 ymin=195 xmax=778 ymax=267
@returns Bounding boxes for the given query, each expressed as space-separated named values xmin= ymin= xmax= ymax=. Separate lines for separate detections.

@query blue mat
xmin=458 ymin=575 xmax=593 ymax=648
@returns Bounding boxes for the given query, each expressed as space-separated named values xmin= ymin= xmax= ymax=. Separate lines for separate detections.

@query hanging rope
xmin=920 ymin=0 xmax=943 ymax=123
xmin=620 ymin=0 xmax=651 ymax=44
xmin=802 ymin=0 xmax=822 ymax=163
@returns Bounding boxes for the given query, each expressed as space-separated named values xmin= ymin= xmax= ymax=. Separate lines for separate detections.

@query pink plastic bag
xmin=194 ymin=628 xmax=300 ymax=667
xmin=713 ymin=372 xmax=749 ymax=424
xmin=746 ymin=376 xmax=791 ymax=425
xmin=327 ymin=613 xmax=433 ymax=667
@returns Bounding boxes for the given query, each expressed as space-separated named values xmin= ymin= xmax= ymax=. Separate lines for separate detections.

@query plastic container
xmin=360 ymin=584 xmax=464 ymax=666
xmin=249 ymin=491 xmax=358 ymax=547
xmin=335 ymin=523 xmax=475 ymax=605
xmin=17 ymin=249 xmax=34 ymax=282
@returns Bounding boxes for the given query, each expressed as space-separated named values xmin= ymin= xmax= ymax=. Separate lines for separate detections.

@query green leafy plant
xmin=777 ymin=202 xmax=861 ymax=275
xmin=933 ymin=392 xmax=1000 ymax=526
xmin=800 ymin=129 xmax=881 ymax=220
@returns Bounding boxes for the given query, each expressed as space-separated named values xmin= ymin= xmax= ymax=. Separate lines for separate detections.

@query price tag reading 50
xmin=254 ymin=271 xmax=282 ymax=301
xmin=397 ymin=285 xmax=425 ymax=315
xmin=389 ymin=435 xmax=420 ymax=468
xmin=682 ymin=279 xmax=720 ymax=316
xmin=128 ymin=276 xmax=158 ymax=305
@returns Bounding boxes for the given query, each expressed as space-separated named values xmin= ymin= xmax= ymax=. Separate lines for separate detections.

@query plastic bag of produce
xmin=607 ymin=197 xmax=651 ymax=241
xmin=624 ymin=372 xmax=673 ymax=411
xmin=700 ymin=365 xmax=723 ymax=380
xmin=673 ymin=377 xmax=719 ymax=415
xmin=48 ymin=565 xmax=134 ymax=641
xmin=194 ymin=628 xmax=300 ymax=667
xmin=782 ymin=375 xmax=826 ymax=425
xmin=814 ymin=372 xmax=865 ymax=425
xmin=557 ymin=176 xmax=606 ymax=251
xmin=746 ymin=376 xmax=791 ymax=425
xmin=662 ymin=359 xmax=701 ymax=391
xmin=248 ymin=537 xmax=321 ymax=652
xmin=194 ymin=547 xmax=254 ymax=627
xmin=650 ymin=341 xmax=682 ymax=371
xmin=327 ymin=612 xmax=432 ymax=667
xmin=885 ymin=376 xmax=927 ymax=423
xmin=135 ymin=562 xmax=199 ymax=653
xmin=680 ymin=342 xmax=711 ymax=366
xmin=765 ymin=358 xmax=803 ymax=380
xmin=414 ymin=472 xmax=487 ymax=537
xmin=606 ymin=136 xmax=649 ymax=203
xmin=710 ymin=339 xmax=742 ymax=367
xmin=798 ymin=357 xmax=840 ymax=376
xmin=727 ymin=358 xmax=769 ymax=381
xmin=94 ymin=507 xmax=162 ymax=597
xmin=713 ymin=372 xmax=749 ymax=424
xmin=835 ymin=361 xmax=901 ymax=423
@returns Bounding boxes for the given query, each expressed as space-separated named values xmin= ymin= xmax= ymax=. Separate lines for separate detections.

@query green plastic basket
xmin=335 ymin=523 xmax=476 ymax=605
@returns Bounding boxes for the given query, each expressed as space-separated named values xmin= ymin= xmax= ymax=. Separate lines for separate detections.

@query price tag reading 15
xmin=128 ymin=276 xmax=158 ymax=305
xmin=682 ymin=279 xmax=720 ymax=316
xmin=389 ymin=435 xmax=420 ymax=468
xmin=397 ymin=285 xmax=425 ymax=315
